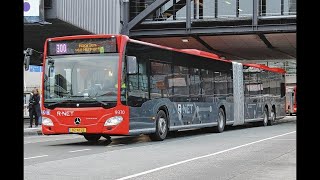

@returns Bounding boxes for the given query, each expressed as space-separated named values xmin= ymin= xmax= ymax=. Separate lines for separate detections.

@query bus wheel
xmin=261 ymin=107 xmax=269 ymax=126
xmin=102 ymin=134 xmax=111 ymax=141
xmin=214 ymin=108 xmax=226 ymax=133
xmin=268 ymin=108 xmax=276 ymax=126
xmin=149 ymin=110 xmax=168 ymax=141
xmin=84 ymin=134 xmax=101 ymax=142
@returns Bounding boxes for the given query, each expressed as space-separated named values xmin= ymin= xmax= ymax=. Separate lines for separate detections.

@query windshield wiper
xmin=45 ymin=96 xmax=88 ymax=109
xmin=45 ymin=99 xmax=74 ymax=109
xmin=96 ymin=91 xmax=117 ymax=97
xmin=45 ymin=95 xmax=111 ymax=109
xmin=67 ymin=95 xmax=110 ymax=107
xmin=84 ymin=96 xmax=109 ymax=107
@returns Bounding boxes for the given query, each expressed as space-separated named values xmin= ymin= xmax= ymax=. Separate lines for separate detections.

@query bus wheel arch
xmin=158 ymin=106 xmax=169 ymax=120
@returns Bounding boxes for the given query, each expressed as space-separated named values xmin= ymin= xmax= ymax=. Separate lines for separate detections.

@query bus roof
xmin=128 ymin=38 xmax=233 ymax=63
xmin=244 ymin=63 xmax=286 ymax=74
xmin=47 ymin=34 xmax=286 ymax=74
xmin=47 ymin=34 xmax=119 ymax=41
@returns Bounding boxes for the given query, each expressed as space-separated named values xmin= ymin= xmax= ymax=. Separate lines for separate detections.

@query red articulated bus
xmin=39 ymin=34 xmax=286 ymax=143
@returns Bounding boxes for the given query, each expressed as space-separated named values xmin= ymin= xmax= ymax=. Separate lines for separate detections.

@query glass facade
xmin=239 ymin=0 xmax=253 ymax=17
xmin=129 ymin=0 xmax=296 ymax=22
xmin=218 ymin=0 xmax=236 ymax=18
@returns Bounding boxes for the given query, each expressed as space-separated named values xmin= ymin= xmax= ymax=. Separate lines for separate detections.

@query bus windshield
xmin=44 ymin=53 xmax=119 ymax=107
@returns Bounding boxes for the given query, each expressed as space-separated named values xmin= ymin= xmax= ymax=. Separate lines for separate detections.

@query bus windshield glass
xmin=44 ymin=54 xmax=119 ymax=107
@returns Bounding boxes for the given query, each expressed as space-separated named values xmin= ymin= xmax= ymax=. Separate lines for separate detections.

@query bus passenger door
xmin=244 ymin=69 xmax=263 ymax=120
xmin=126 ymin=56 xmax=152 ymax=130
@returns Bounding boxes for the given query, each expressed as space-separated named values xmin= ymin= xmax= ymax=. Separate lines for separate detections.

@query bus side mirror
xmin=49 ymin=66 xmax=54 ymax=77
xmin=127 ymin=56 xmax=137 ymax=75
xmin=24 ymin=55 xmax=30 ymax=71
xmin=24 ymin=48 xmax=32 ymax=71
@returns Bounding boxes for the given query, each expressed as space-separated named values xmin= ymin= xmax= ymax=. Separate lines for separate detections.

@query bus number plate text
xmin=115 ymin=110 xmax=125 ymax=115
xmin=69 ymin=128 xmax=86 ymax=133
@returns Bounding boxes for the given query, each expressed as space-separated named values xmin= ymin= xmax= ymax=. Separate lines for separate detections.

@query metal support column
xmin=173 ymin=0 xmax=176 ymax=20
xmin=253 ymin=0 xmax=259 ymax=30
xmin=121 ymin=0 xmax=130 ymax=35
xmin=215 ymin=0 xmax=218 ymax=18
xmin=193 ymin=0 xmax=197 ymax=19
xmin=236 ymin=0 xmax=239 ymax=17
xmin=186 ymin=0 xmax=191 ymax=30
xmin=281 ymin=0 xmax=284 ymax=15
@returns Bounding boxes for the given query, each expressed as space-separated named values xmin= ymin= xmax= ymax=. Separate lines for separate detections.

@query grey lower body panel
xmin=169 ymin=122 xmax=218 ymax=131
xmin=245 ymin=118 xmax=263 ymax=123
xmin=128 ymin=128 xmax=156 ymax=136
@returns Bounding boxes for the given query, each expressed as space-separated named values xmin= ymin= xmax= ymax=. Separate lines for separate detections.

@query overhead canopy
xmin=139 ymin=33 xmax=296 ymax=61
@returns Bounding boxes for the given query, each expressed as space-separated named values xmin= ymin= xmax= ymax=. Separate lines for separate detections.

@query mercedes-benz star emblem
xmin=74 ymin=117 xmax=81 ymax=125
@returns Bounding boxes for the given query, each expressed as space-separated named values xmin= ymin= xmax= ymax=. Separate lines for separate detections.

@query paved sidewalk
xmin=24 ymin=119 xmax=42 ymax=136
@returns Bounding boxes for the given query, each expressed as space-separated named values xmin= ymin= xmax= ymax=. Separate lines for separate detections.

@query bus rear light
xmin=42 ymin=117 xmax=54 ymax=126
xmin=104 ymin=116 xmax=123 ymax=126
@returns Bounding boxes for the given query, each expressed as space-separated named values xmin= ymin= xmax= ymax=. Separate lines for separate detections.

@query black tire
xmin=84 ymin=134 xmax=101 ymax=142
xmin=149 ymin=110 xmax=168 ymax=141
xmin=261 ymin=107 xmax=269 ymax=126
xmin=268 ymin=108 xmax=276 ymax=126
xmin=102 ymin=134 xmax=111 ymax=141
xmin=213 ymin=108 xmax=226 ymax=133
xmin=168 ymin=130 xmax=178 ymax=137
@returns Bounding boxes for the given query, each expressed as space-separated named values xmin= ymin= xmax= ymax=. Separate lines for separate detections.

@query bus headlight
xmin=104 ymin=116 xmax=123 ymax=126
xmin=42 ymin=117 xmax=54 ymax=126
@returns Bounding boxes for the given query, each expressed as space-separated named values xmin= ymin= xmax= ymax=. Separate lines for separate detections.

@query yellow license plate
xmin=69 ymin=128 xmax=86 ymax=133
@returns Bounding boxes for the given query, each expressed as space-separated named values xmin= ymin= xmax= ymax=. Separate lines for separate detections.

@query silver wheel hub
xmin=264 ymin=111 xmax=268 ymax=124
xmin=218 ymin=112 xmax=224 ymax=129
xmin=158 ymin=117 xmax=167 ymax=135
xmin=271 ymin=112 xmax=275 ymax=121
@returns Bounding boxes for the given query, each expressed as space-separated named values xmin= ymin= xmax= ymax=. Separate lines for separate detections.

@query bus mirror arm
xmin=24 ymin=56 xmax=30 ymax=71
xmin=24 ymin=48 xmax=32 ymax=71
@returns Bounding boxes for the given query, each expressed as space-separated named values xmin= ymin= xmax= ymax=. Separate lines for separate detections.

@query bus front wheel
xmin=84 ymin=134 xmax=101 ymax=143
xmin=149 ymin=110 xmax=168 ymax=141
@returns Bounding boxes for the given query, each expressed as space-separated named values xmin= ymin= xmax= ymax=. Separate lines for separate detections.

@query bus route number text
xmin=115 ymin=110 xmax=125 ymax=115
xmin=56 ymin=43 xmax=67 ymax=54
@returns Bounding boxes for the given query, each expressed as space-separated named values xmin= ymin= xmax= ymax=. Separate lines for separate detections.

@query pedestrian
xmin=28 ymin=88 xmax=41 ymax=128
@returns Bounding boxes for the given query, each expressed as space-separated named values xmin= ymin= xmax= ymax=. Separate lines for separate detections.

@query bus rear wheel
xmin=261 ymin=107 xmax=269 ymax=126
xmin=149 ymin=110 xmax=168 ymax=141
xmin=84 ymin=134 xmax=101 ymax=142
xmin=268 ymin=108 xmax=276 ymax=126
xmin=213 ymin=108 xmax=226 ymax=133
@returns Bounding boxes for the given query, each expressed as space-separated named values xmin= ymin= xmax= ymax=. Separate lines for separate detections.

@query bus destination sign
xmin=48 ymin=38 xmax=117 ymax=55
